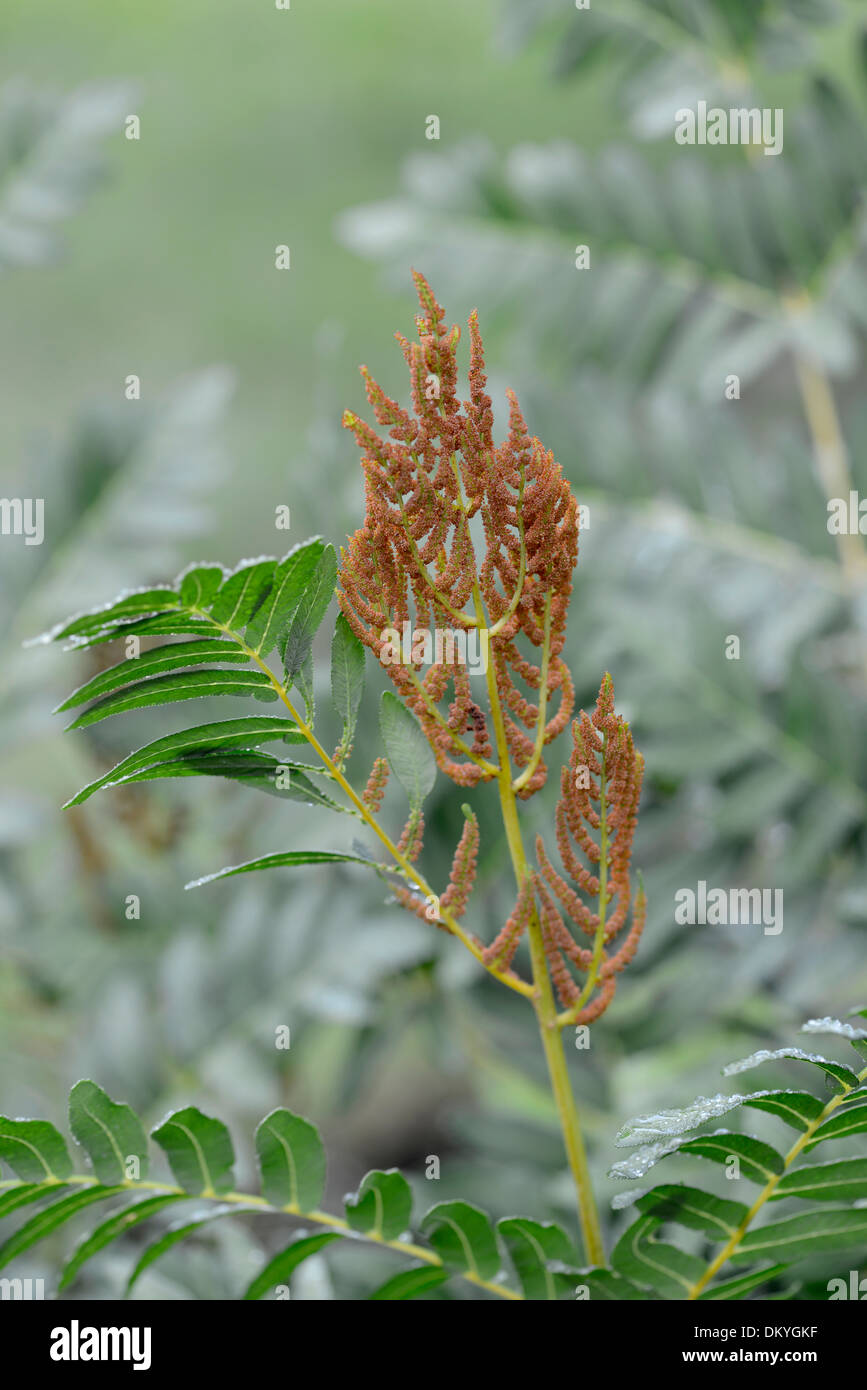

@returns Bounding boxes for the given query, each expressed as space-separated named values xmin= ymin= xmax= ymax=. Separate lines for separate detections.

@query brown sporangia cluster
xmin=392 ymin=808 xmax=479 ymax=926
xmin=338 ymin=277 xmax=645 ymax=1008
xmin=337 ymin=271 xmax=579 ymax=803
xmin=533 ymin=673 xmax=646 ymax=1022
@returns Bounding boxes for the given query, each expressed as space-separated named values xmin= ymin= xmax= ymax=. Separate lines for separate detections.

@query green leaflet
xmin=64 ymin=717 xmax=306 ymax=807
xmin=613 ymin=1092 xmax=771 ymax=1147
xmin=369 ymin=1265 xmax=449 ymax=1300
xmin=55 ymin=639 xmax=247 ymax=711
xmin=80 ymin=614 xmax=217 ymax=645
xmin=723 ymin=1047 xmax=859 ymax=1093
xmin=151 ymin=1108 xmax=234 ymax=1196
xmin=66 ymin=668 xmax=278 ymax=730
xmin=576 ymin=1268 xmax=650 ymax=1300
xmin=0 ymin=1183 xmax=70 ymax=1221
xmin=281 ymin=544 xmax=338 ymax=677
xmin=742 ymin=1091 xmax=824 ymax=1132
xmin=330 ymin=611 xmax=365 ymax=744
xmin=37 ymin=587 xmax=180 ymax=644
xmin=185 ymin=850 xmax=379 ymax=890
xmin=246 ymin=538 xmax=325 ymax=656
xmin=59 ymin=1194 xmax=188 ymax=1291
xmin=698 ymin=1264 xmax=790 ymax=1301
xmin=420 ymin=1201 xmax=500 ymax=1281
xmin=345 ymin=1169 xmax=412 ymax=1241
xmin=771 ymin=1157 xmax=867 ymax=1203
xmin=0 ymin=1186 xmax=126 ymax=1271
xmin=806 ymin=1102 xmax=867 ymax=1149
xmin=209 ymin=558 xmax=275 ymax=628
xmin=612 ymin=1215 xmax=705 ymax=1298
xmin=497 ymin=1217 xmax=575 ymax=1300
xmin=2 ymin=1088 xmax=526 ymax=1300
xmin=636 ymin=1185 xmax=749 ymax=1240
xmin=731 ymin=1208 xmax=867 ymax=1263
xmin=244 ymin=1232 xmax=343 ymax=1300
xmin=126 ymin=1204 xmax=248 ymax=1295
xmin=608 ymin=1128 xmax=783 ymax=1184
xmin=113 ymin=752 xmax=346 ymax=811
xmin=178 ymin=564 xmax=225 ymax=609
xmin=0 ymin=1118 xmax=73 ymax=1182
xmin=255 ymin=1109 xmax=325 ymax=1211
xmin=678 ymin=1132 xmax=784 ymax=1183
xmin=379 ymin=691 xmax=436 ymax=810
xmin=68 ymin=1081 xmax=149 ymax=1185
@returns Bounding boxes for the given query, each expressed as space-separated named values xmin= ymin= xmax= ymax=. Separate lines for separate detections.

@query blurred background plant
xmin=1 ymin=0 xmax=866 ymax=1299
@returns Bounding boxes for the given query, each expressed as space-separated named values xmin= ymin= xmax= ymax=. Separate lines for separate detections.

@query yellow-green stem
xmin=2 ymin=1175 xmax=520 ymax=1300
xmin=195 ymin=610 xmax=534 ymax=1000
xmin=475 ymin=583 xmax=605 ymax=1265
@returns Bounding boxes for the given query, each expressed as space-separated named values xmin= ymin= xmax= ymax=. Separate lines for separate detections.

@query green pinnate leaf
xmin=330 ymin=611 xmax=365 ymax=742
xmin=497 ymin=1217 xmax=575 ymax=1300
xmin=420 ymin=1201 xmax=500 ymax=1281
xmin=63 ymin=717 xmax=306 ymax=807
xmin=246 ymin=538 xmax=325 ymax=656
xmin=281 ymin=544 xmax=338 ymax=677
xmin=112 ymin=752 xmax=345 ymax=811
xmin=68 ymin=1081 xmax=148 ymax=1185
xmin=612 ymin=1214 xmax=704 ymax=1298
xmin=65 ymin=668 xmax=278 ymax=729
xmin=369 ymin=1265 xmax=449 ymax=1300
xmin=0 ymin=1118 xmax=73 ymax=1182
xmin=730 ymin=1208 xmax=867 ymax=1264
xmin=178 ymin=564 xmax=225 ymax=609
xmin=575 ymin=1268 xmax=652 ymax=1300
xmin=126 ymin=1204 xmax=248 ymax=1295
xmin=636 ymin=1185 xmax=749 ymax=1240
xmin=771 ymin=1157 xmax=867 ymax=1203
xmin=59 ymin=1194 xmax=188 ymax=1291
xmin=244 ymin=1232 xmax=342 ymax=1300
xmin=379 ymin=691 xmax=436 ymax=810
xmin=614 ymin=1092 xmax=779 ymax=1146
xmin=698 ymin=1264 xmax=789 ymax=1301
xmin=79 ymin=614 xmax=217 ymax=645
xmin=0 ymin=1183 xmax=70 ymax=1221
xmin=185 ymin=849 xmax=379 ymax=890
xmin=806 ymin=1102 xmax=867 ymax=1149
xmin=609 ymin=1130 xmax=785 ymax=1184
xmin=34 ymin=588 xmax=180 ymax=646
xmin=55 ymin=639 xmax=247 ymax=711
xmin=210 ymin=558 xmax=275 ymax=629
xmin=255 ymin=1109 xmax=325 ymax=1211
xmin=151 ymin=1107 xmax=234 ymax=1196
xmin=0 ymin=1187 xmax=125 ymax=1272
xmin=345 ymin=1169 xmax=412 ymax=1240
xmin=742 ymin=1091 xmax=824 ymax=1132
xmin=676 ymin=1132 xmax=784 ymax=1183
xmin=724 ymin=1047 xmax=859 ymax=1092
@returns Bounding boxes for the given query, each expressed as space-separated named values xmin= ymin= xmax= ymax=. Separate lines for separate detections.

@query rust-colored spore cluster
xmin=338 ymin=271 xmax=578 ymax=799
xmin=338 ymin=276 xmax=645 ymax=1016
xmin=535 ymin=674 xmax=646 ymax=1022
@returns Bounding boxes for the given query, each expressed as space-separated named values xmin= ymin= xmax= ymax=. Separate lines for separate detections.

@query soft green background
xmin=0 ymin=0 xmax=610 ymax=553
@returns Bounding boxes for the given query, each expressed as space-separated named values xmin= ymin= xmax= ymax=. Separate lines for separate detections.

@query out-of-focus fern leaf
xmin=0 ymin=79 xmax=132 ymax=271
